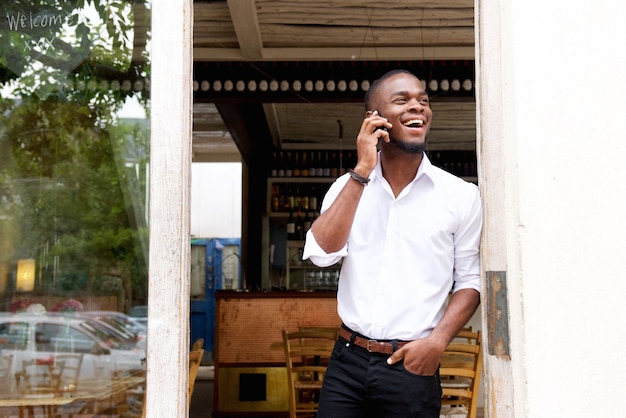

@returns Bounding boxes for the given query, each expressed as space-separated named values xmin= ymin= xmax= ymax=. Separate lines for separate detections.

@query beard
xmin=389 ymin=135 xmax=428 ymax=155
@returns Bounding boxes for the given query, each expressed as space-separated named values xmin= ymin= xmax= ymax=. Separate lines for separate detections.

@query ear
xmin=365 ymin=110 xmax=375 ymax=117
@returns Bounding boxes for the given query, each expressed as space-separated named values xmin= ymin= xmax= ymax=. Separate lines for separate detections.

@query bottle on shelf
xmin=293 ymin=186 xmax=301 ymax=212
xmin=271 ymin=184 xmax=280 ymax=212
xmin=283 ymin=186 xmax=294 ymax=212
xmin=330 ymin=151 xmax=338 ymax=177
xmin=301 ymin=151 xmax=309 ymax=177
xmin=301 ymin=190 xmax=309 ymax=213
xmin=292 ymin=151 xmax=301 ymax=177
xmin=323 ymin=151 xmax=331 ymax=177
xmin=309 ymin=151 xmax=316 ymax=177
xmin=309 ymin=186 xmax=318 ymax=213
xmin=285 ymin=151 xmax=293 ymax=177
xmin=294 ymin=210 xmax=304 ymax=241
xmin=315 ymin=151 xmax=324 ymax=177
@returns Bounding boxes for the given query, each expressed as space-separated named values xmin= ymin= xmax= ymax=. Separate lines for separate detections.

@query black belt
xmin=339 ymin=327 xmax=409 ymax=355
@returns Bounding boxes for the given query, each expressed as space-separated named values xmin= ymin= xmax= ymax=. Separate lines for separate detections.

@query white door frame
xmin=146 ymin=0 xmax=194 ymax=416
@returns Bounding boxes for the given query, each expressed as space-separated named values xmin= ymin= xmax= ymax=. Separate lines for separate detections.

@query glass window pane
xmin=0 ymin=0 xmax=150 ymax=413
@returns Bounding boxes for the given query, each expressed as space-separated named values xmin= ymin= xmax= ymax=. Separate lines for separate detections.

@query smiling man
xmin=303 ymin=69 xmax=483 ymax=418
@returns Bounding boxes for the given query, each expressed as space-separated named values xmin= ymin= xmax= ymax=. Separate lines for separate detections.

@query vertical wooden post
xmin=146 ymin=0 xmax=193 ymax=416
xmin=475 ymin=1 xmax=515 ymax=416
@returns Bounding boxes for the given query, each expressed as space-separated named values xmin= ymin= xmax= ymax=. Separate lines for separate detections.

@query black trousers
xmin=316 ymin=331 xmax=442 ymax=418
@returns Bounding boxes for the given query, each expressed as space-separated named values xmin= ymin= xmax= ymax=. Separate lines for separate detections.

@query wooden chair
xmin=191 ymin=337 xmax=204 ymax=351
xmin=282 ymin=328 xmax=337 ymax=418
xmin=440 ymin=329 xmax=483 ymax=418
xmin=55 ymin=353 xmax=83 ymax=392
xmin=16 ymin=358 xmax=66 ymax=417
xmin=123 ymin=349 xmax=204 ymax=418
xmin=188 ymin=348 xmax=205 ymax=408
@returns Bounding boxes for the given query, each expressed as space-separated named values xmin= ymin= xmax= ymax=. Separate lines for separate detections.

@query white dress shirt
xmin=303 ymin=153 xmax=482 ymax=341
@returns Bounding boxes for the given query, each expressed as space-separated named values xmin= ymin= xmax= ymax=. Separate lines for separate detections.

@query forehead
xmin=380 ymin=73 xmax=425 ymax=95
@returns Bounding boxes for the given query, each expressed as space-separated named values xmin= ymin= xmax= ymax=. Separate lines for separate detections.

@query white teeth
xmin=403 ymin=119 xmax=424 ymax=127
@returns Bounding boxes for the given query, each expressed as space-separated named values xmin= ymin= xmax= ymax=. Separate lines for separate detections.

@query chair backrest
xmin=282 ymin=328 xmax=337 ymax=418
xmin=188 ymin=349 xmax=204 ymax=408
xmin=440 ymin=329 xmax=483 ymax=418
xmin=191 ymin=337 xmax=204 ymax=351
xmin=54 ymin=353 xmax=83 ymax=392
xmin=17 ymin=358 xmax=66 ymax=395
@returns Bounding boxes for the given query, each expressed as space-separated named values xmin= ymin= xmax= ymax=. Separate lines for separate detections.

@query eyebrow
xmin=390 ymin=89 xmax=429 ymax=97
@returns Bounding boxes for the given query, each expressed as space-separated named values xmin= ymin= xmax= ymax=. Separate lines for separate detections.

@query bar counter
xmin=213 ymin=290 xmax=339 ymax=416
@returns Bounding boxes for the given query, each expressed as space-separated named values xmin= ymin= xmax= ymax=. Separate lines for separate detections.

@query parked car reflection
xmin=128 ymin=305 xmax=148 ymax=328
xmin=0 ymin=311 xmax=146 ymax=389
xmin=81 ymin=311 xmax=147 ymax=341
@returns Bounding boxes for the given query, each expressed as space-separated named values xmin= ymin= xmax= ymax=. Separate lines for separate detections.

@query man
xmin=302 ymin=69 xmax=482 ymax=417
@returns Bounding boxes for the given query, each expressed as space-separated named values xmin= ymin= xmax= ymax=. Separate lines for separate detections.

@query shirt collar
xmin=372 ymin=151 xmax=436 ymax=184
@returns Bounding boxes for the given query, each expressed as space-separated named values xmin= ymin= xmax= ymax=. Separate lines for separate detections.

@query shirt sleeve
xmin=302 ymin=175 xmax=349 ymax=267
xmin=302 ymin=229 xmax=347 ymax=267
xmin=452 ymin=185 xmax=483 ymax=294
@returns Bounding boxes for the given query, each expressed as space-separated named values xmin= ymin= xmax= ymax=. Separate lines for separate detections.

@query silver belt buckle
xmin=367 ymin=339 xmax=377 ymax=352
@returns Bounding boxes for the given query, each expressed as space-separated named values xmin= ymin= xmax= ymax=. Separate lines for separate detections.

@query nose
xmin=407 ymin=98 xmax=426 ymax=112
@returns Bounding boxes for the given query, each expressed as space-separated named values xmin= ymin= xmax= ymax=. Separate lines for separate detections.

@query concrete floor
xmin=189 ymin=366 xmax=214 ymax=417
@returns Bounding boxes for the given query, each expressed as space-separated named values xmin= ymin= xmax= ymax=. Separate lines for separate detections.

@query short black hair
xmin=364 ymin=69 xmax=420 ymax=110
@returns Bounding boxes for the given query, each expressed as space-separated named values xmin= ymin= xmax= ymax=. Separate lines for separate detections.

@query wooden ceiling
xmin=191 ymin=0 xmax=476 ymax=163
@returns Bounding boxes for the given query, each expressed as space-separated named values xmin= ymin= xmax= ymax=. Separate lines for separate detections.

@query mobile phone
xmin=373 ymin=110 xmax=388 ymax=133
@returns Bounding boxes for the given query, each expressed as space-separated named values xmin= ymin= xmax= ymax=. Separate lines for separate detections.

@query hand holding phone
xmin=373 ymin=110 xmax=388 ymax=133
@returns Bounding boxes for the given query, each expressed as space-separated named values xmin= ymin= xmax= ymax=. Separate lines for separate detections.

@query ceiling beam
xmin=215 ymin=103 xmax=273 ymax=166
xmin=194 ymin=46 xmax=476 ymax=61
xmin=262 ymin=103 xmax=283 ymax=148
xmin=227 ymin=0 xmax=264 ymax=60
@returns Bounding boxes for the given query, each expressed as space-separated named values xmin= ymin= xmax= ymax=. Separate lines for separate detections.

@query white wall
xmin=479 ymin=0 xmax=626 ymax=416
xmin=191 ymin=163 xmax=242 ymax=238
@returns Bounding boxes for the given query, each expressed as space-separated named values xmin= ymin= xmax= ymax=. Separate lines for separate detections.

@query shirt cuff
xmin=302 ymin=229 xmax=347 ymax=267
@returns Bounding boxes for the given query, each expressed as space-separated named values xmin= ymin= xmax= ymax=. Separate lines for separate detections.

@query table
xmin=0 ymin=371 xmax=145 ymax=418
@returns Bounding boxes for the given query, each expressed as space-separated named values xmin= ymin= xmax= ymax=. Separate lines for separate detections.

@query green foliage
xmin=0 ymin=0 xmax=151 ymax=305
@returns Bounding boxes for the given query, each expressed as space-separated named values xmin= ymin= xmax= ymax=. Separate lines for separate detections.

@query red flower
xmin=9 ymin=299 xmax=33 ymax=313
xmin=51 ymin=299 xmax=84 ymax=313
